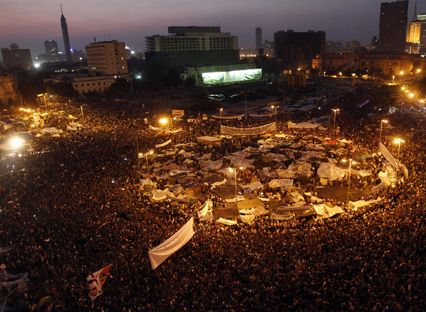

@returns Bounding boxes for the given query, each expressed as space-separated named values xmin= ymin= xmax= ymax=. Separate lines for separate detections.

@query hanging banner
xmin=221 ymin=122 xmax=277 ymax=136
xmin=212 ymin=114 xmax=245 ymax=120
xmin=249 ymin=113 xmax=275 ymax=118
xmin=148 ymin=217 xmax=195 ymax=270
xmin=155 ymin=139 xmax=172 ymax=149
xmin=378 ymin=143 xmax=398 ymax=169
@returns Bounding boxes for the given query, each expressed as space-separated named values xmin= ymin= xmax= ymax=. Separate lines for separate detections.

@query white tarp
xmin=378 ymin=167 xmax=397 ymax=186
xmin=155 ymin=139 xmax=172 ymax=148
xmin=151 ymin=189 xmax=173 ymax=201
xmin=268 ymin=179 xmax=293 ymax=189
xmin=211 ymin=178 xmax=227 ymax=189
xmin=317 ymin=163 xmax=346 ymax=181
xmin=199 ymin=159 xmax=223 ymax=171
xmin=149 ymin=125 xmax=161 ymax=131
xmin=148 ymin=217 xmax=195 ymax=270
xmin=198 ymin=200 xmax=214 ymax=222
xmin=313 ymin=204 xmax=345 ymax=218
xmin=349 ymin=198 xmax=381 ymax=211
xmin=221 ymin=122 xmax=277 ymax=136
xmin=379 ymin=143 xmax=398 ymax=169
xmin=241 ymin=181 xmax=263 ymax=193
xmin=271 ymin=212 xmax=295 ymax=221
xmin=216 ymin=218 xmax=238 ymax=226
xmin=240 ymin=214 xmax=256 ymax=224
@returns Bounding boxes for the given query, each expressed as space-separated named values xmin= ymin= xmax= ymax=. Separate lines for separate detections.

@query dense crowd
xmin=0 ymin=84 xmax=424 ymax=311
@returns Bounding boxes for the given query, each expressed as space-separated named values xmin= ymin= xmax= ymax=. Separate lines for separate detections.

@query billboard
xmin=202 ymin=68 xmax=262 ymax=85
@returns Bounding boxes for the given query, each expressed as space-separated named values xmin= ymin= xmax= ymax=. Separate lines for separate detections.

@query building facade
xmin=86 ymin=40 xmax=128 ymax=76
xmin=406 ymin=20 xmax=422 ymax=54
xmin=274 ymin=30 xmax=325 ymax=70
xmin=417 ymin=13 xmax=426 ymax=53
xmin=145 ymin=26 xmax=239 ymax=71
xmin=0 ymin=76 xmax=17 ymax=105
xmin=378 ymin=0 xmax=409 ymax=52
xmin=320 ymin=52 xmax=425 ymax=77
xmin=1 ymin=45 xmax=32 ymax=70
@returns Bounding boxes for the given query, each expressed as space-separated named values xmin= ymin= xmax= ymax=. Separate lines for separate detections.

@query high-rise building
xmin=1 ymin=44 xmax=32 ymax=69
xmin=274 ymin=30 xmax=325 ymax=69
xmin=418 ymin=12 xmax=426 ymax=53
xmin=0 ymin=76 xmax=17 ymax=105
xmin=378 ymin=0 xmax=409 ymax=52
xmin=256 ymin=27 xmax=262 ymax=50
xmin=60 ymin=5 xmax=72 ymax=62
xmin=45 ymin=40 xmax=59 ymax=56
xmin=86 ymin=40 xmax=128 ymax=76
xmin=145 ymin=26 xmax=239 ymax=71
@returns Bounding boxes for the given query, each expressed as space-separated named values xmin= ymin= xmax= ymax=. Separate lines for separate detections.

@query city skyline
xmin=0 ymin=0 xmax=424 ymax=56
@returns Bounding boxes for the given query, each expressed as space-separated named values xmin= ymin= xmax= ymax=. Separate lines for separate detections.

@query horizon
xmin=0 ymin=0 xmax=423 ymax=58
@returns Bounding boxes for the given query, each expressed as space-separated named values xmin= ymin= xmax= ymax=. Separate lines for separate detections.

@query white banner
xmin=212 ymin=114 xmax=244 ymax=120
xmin=221 ymin=122 xmax=277 ymax=136
xmin=148 ymin=217 xmax=195 ymax=270
xmin=249 ymin=113 xmax=275 ymax=118
xmin=155 ymin=139 xmax=172 ymax=149
xmin=379 ymin=143 xmax=398 ymax=169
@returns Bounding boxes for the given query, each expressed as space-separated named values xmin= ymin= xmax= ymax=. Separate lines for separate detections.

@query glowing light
xmin=399 ymin=70 xmax=405 ymax=76
xmin=202 ymin=69 xmax=262 ymax=85
xmin=393 ymin=138 xmax=405 ymax=145
xmin=8 ymin=137 xmax=25 ymax=150
xmin=382 ymin=119 xmax=389 ymax=124
xmin=401 ymin=86 xmax=406 ymax=91
xmin=408 ymin=92 xmax=415 ymax=99
xmin=33 ymin=62 xmax=41 ymax=69
xmin=159 ymin=117 xmax=169 ymax=126
xmin=416 ymin=68 xmax=422 ymax=74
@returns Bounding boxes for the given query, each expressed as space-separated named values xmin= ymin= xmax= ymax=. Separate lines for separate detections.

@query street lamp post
xmin=80 ymin=105 xmax=84 ymax=123
xmin=379 ymin=119 xmax=388 ymax=143
xmin=244 ymin=92 xmax=247 ymax=120
xmin=271 ymin=105 xmax=278 ymax=123
xmin=229 ymin=167 xmax=243 ymax=203
xmin=342 ymin=158 xmax=356 ymax=200
xmin=332 ymin=108 xmax=340 ymax=138
xmin=393 ymin=138 xmax=405 ymax=160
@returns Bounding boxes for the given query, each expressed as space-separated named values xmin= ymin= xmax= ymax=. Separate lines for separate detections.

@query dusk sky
xmin=0 ymin=0 xmax=422 ymax=56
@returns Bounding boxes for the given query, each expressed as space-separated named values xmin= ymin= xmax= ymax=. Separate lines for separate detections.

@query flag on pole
xmin=87 ymin=264 xmax=112 ymax=301
xmin=148 ymin=217 xmax=195 ymax=270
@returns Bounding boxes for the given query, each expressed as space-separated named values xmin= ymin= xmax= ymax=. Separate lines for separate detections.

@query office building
xmin=86 ymin=40 xmax=128 ymax=76
xmin=1 ymin=44 xmax=32 ymax=70
xmin=418 ymin=12 xmax=426 ymax=53
xmin=378 ymin=0 xmax=409 ymax=52
xmin=406 ymin=20 xmax=422 ymax=53
xmin=60 ymin=5 xmax=72 ymax=62
xmin=45 ymin=40 xmax=58 ymax=56
xmin=145 ymin=26 xmax=239 ymax=71
xmin=274 ymin=30 xmax=325 ymax=70
xmin=256 ymin=27 xmax=262 ymax=50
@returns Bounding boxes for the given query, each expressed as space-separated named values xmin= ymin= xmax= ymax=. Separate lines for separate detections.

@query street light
xmin=271 ymin=105 xmax=278 ymax=123
xmin=408 ymin=92 xmax=415 ymax=99
xmin=379 ymin=119 xmax=389 ymax=143
xmin=341 ymin=158 xmax=356 ymax=199
xmin=8 ymin=136 xmax=25 ymax=151
xmin=331 ymin=108 xmax=340 ymax=138
xmin=159 ymin=117 xmax=169 ymax=127
xmin=399 ymin=70 xmax=405 ymax=76
xmin=416 ymin=68 xmax=422 ymax=74
xmin=393 ymin=138 xmax=405 ymax=160
xmin=401 ymin=86 xmax=406 ymax=91
xmin=219 ymin=108 xmax=223 ymax=117
xmin=392 ymin=75 xmax=395 ymax=84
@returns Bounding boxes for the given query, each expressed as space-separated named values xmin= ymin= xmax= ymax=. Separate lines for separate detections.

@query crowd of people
xmin=0 ymin=84 xmax=424 ymax=311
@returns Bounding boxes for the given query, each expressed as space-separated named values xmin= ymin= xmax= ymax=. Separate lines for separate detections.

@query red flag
xmin=86 ymin=264 xmax=112 ymax=301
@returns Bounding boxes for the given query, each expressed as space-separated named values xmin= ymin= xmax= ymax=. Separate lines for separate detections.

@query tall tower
xmin=60 ymin=4 xmax=72 ymax=62
xmin=256 ymin=27 xmax=262 ymax=50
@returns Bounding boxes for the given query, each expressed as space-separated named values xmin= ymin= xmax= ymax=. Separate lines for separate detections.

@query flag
xmin=87 ymin=264 xmax=112 ymax=301
xmin=379 ymin=143 xmax=398 ymax=169
xmin=197 ymin=200 xmax=213 ymax=222
xmin=0 ymin=272 xmax=29 ymax=293
xmin=148 ymin=217 xmax=195 ymax=270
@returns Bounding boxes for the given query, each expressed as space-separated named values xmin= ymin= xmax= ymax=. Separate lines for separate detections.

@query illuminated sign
xmin=202 ymin=69 xmax=262 ymax=85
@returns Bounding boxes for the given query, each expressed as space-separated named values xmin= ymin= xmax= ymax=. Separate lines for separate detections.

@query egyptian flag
xmin=86 ymin=264 xmax=112 ymax=301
